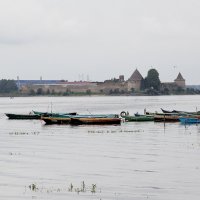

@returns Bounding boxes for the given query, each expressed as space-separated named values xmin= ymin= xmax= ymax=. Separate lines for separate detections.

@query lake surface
xmin=1 ymin=96 xmax=200 ymax=200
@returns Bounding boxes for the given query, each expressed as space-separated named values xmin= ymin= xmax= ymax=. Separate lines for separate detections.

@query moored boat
xmin=41 ymin=116 xmax=72 ymax=124
xmin=125 ymin=115 xmax=154 ymax=122
xmin=179 ymin=117 xmax=200 ymax=124
xmin=120 ymin=111 xmax=154 ymax=122
xmin=70 ymin=117 xmax=121 ymax=125
xmin=5 ymin=113 xmax=41 ymax=120
xmin=42 ymin=114 xmax=121 ymax=125
xmin=161 ymin=108 xmax=200 ymax=115
xmin=32 ymin=110 xmax=77 ymax=117
xmin=161 ymin=108 xmax=179 ymax=114
xmin=154 ymin=113 xmax=180 ymax=122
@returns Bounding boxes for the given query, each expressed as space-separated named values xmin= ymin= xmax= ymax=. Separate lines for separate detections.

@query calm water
xmin=1 ymin=96 xmax=200 ymax=200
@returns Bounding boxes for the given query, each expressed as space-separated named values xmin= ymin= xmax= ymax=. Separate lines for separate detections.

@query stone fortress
xmin=19 ymin=69 xmax=186 ymax=95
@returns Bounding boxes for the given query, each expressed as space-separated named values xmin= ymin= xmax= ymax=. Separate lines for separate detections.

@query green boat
xmin=120 ymin=111 xmax=154 ymax=122
xmin=123 ymin=115 xmax=154 ymax=122
xmin=32 ymin=110 xmax=77 ymax=117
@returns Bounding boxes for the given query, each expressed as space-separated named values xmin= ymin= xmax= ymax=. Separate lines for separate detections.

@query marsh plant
xmin=28 ymin=181 xmax=99 ymax=195
xmin=68 ymin=183 xmax=73 ymax=192
xmin=68 ymin=181 xmax=98 ymax=194
xmin=91 ymin=184 xmax=97 ymax=194
xmin=29 ymin=183 xmax=38 ymax=192
xmin=81 ymin=181 xmax=86 ymax=192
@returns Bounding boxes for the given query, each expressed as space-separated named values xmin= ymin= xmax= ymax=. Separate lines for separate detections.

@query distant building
xmin=127 ymin=69 xmax=143 ymax=91
xmin=161 ymin=72 xmax=186 ymax=92
xmin=17 ymin=69 xmax=186 ymax=95
xmin=98 ymin=75 xmax=127 ymax=94
xmin=174 ymin=72 xmax=185 ymax=88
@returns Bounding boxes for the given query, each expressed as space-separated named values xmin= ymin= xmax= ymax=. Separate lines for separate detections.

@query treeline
xmin=0 ymin=79 xmax=18 ymax=93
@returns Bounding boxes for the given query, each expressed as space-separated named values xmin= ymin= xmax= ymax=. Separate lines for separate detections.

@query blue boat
xmin=179 ymin=117 xmax=200 ymax=124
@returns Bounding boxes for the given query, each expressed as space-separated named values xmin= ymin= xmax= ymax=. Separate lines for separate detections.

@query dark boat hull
xmin=5 ymin=113 xmax=40 ymax=120
xmin=154 ymin=114 xmax=179 ymax=122
xmin=33 ymin=111 xmax=77 ymax=117
xmin=123 ymin=115 xmax=154 ymax=122
xmin=41 ymin=117 xmax=71 ymax=124
xmin=70 ymin=117 xmax=121 ymax=125
xmin=161 ymin=108 xmax=200 ymax=115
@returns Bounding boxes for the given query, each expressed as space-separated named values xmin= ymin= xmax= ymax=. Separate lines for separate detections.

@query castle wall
xmin=127 ymin=81 xmax=141 ymax=91
xmin=174 ymin=80 xmax=185 ymax=88
xmin=97 ymin=82 xmax=128 ymax=94
xmin=28 ymin=83 xmax=98 ymax=94
xmin=24 ymin=81 xmax=128 ymax=94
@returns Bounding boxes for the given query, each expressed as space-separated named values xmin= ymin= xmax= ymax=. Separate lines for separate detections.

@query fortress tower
xmin=174 ymin=72 xmax=185 ymax=88
xmin=127 ymin=69 xmax=143 ymax=91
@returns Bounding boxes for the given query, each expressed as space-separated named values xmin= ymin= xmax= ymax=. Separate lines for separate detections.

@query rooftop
xmin=129 ymin=69 xmax=143 ymax=81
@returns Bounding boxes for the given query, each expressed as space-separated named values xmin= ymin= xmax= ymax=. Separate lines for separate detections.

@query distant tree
xmin=145 ymin=69 xmax=161 ymax=90
xmin=36 ymin=88 xmax=44 ymax=95
xmin=0 ymin=79 xmax=18 ymax=93
xmin=29 ymin=89 xmax=36 ymax=95
xmin=86 ymin=89 xmax=91 ymax=95
xmin=130 ymin=88 xmax=135 ymax=93
xmin=145 ymin=88 xmax=159 ymax=95
xmin=63 ymin=89 xmax=70 ymax=96
xmin=51 ymin=89 xmax=55 ymax=95
xmin=109 ymin=89 xmax=113 ymax=94
xmin=175 ymin=87 xmax=184 ymax=94
xmin=113 ymin=88 xmax=120 ymax=94
xmin=162 ymin=87 xmax=169 ymax=95
xmin=46 ymin=89 xmax=50 ymax=95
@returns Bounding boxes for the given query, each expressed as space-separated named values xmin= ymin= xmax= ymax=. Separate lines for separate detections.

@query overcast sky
xmin=0 ymin=0 xmax=200 ymax=84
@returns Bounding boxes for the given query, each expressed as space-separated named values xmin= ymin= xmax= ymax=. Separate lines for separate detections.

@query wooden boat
xmin=121 ymin=114 xmax=154 ymax=122
xmin=161 ymin=108 xmax=200 ymax=115
xmin=154 ymin=113 xmax=180 ymax=122
xmin=70 ymin=117 xmax=121 ymax=125
xmin=41 ymin=116 xmax=72 ymax=124
xmin=42 ymin=114 xmax=121 ymax=125
xmin=5 ymin=113 xmax=41 ymax=120
xmin=125 ymin=115 xmax=154 ymax=122
xmin=179 ymin=117 xmax=200 ymax=124
xmin=161 ymin=108 xmax=179 ymax=114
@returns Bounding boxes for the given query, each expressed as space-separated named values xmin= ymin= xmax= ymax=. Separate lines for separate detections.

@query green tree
xmin=0 ymin=79 xmax=18 ymax=93
xmin=145 ymin=69 xmax=161 ymax=90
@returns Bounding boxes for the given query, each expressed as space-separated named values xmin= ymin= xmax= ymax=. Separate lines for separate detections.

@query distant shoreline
xmin=0 ymin=93 xmax=200 ymax=98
